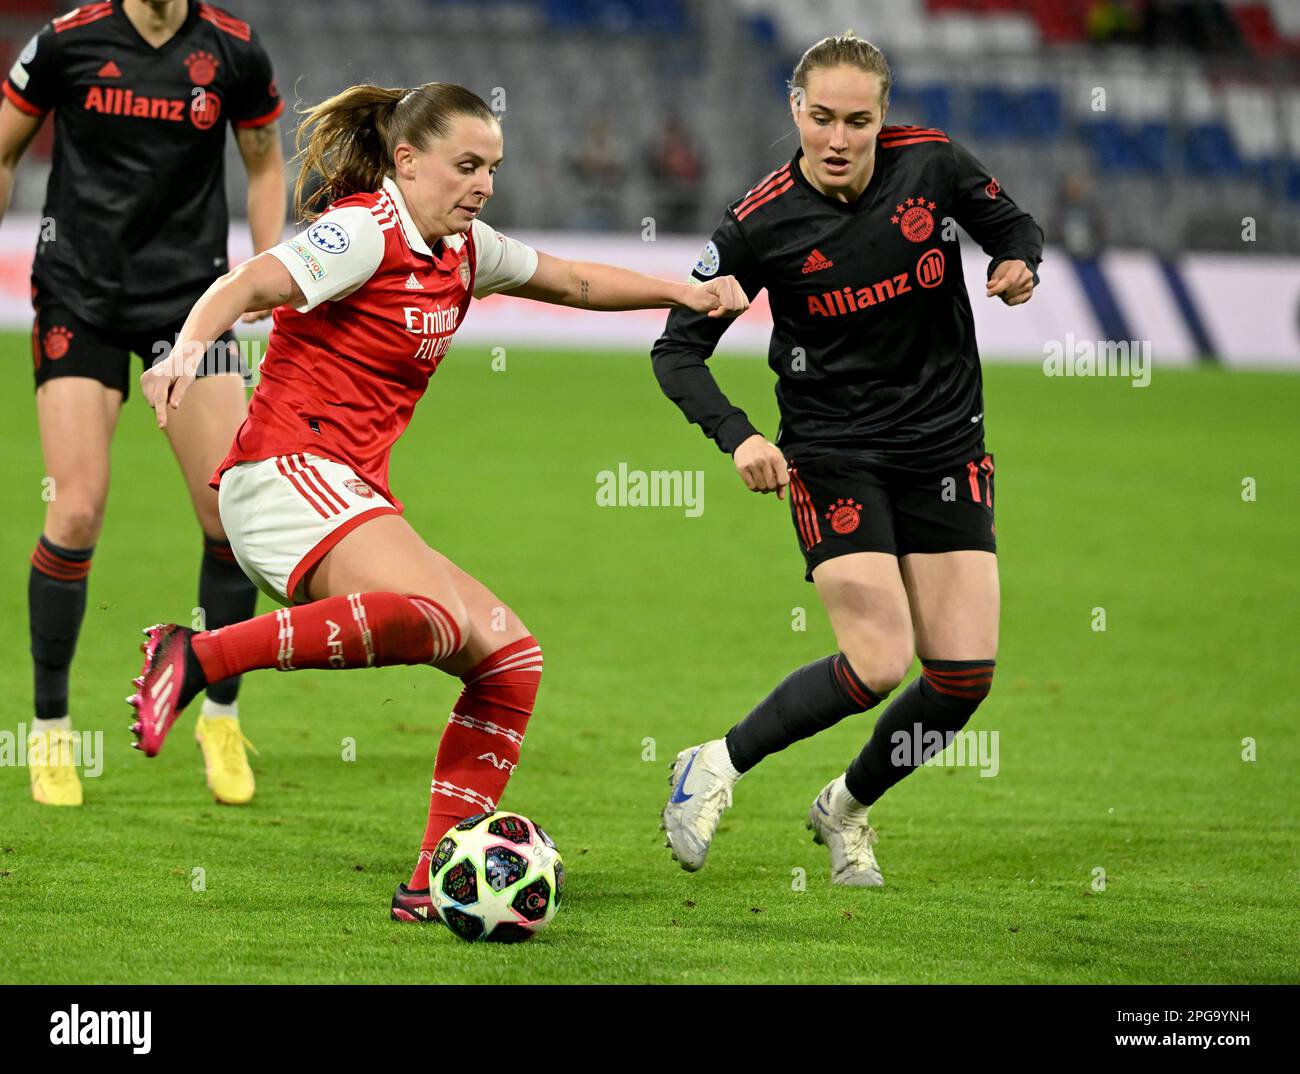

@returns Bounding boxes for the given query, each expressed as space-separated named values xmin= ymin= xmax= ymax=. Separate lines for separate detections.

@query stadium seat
xmin=1254 ymin=156 xmax=1300 ymax=202
xmin=1133 ymin=121 xmax=1172 ymax=176
xmin=969 ymin=86 xmax=1015 ymax=139
xmin=1182 ymin=122 xmax=1246 ymax=178
xmin=1082 ymin=119 xmax=1140 ymax=173
xmin=1015 ymin=85 xmax=1063 ymax=141
xmin=914 ymin=84 xmax=955 ymax=132
xmin=1232 ymin=3 xmax=1284 ymax=56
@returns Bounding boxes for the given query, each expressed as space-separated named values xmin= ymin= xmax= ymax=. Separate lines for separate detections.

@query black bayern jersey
xmin=4 ymin=1 xmax=282 ymax=330
xmin=651 ymin=126 xmax=1044 ymax=472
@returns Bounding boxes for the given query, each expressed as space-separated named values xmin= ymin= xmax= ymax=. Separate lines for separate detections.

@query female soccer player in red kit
xmin=128 ymin=81 xmax=749 ymax=920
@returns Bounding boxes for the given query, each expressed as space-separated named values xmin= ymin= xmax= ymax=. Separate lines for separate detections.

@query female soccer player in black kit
xmin=655 ymin=33 xmax=1043 ymax=886
xmin=0 ymin=0 xmax=284 ymax=805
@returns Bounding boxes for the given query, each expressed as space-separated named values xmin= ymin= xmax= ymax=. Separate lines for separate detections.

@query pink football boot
xmin=127 ymin=624 xmax=205 ymax=757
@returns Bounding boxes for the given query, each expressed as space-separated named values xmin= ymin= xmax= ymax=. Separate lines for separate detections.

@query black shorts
xmin=31 ymin=285 xmax=241 ymax=400
xmin=786 ymin=451 xmax=997 ymax=581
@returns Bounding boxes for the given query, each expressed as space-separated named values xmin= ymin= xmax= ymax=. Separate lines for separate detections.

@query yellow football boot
xmin=194 ymin=713 xmax=257 ymax=805
xmin=28 ymin=727 xmax=83 ymax=806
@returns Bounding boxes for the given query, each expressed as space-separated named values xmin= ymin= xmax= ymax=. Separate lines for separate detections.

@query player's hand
xmin=240 ymin=308 xmax=275 ymax=323
xmin=733 ymin=434 xmax=789 ymax=500
xmin=684 ymin=275 xmax=750 ymax=319
xmin=140 ymin=341 xmax=202 ymax=429
xmin=986 ymin=259 xmax=1035 ymax=306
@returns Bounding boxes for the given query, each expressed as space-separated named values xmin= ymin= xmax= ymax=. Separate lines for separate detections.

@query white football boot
xmin=807 ymin=774 xmax=884 ymax=887
xmin=661 ymin=740 xmax=740 ymax=871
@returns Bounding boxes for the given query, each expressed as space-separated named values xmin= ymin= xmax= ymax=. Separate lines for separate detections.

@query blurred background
xmin=3 ymin=0 xmax=1299 ymax=247
xmin=0 ymin=0 xmax=1296 ymax=363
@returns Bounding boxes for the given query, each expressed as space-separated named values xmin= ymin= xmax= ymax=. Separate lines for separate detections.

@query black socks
xmin=725 ymin=653 xmax=884 ymax=773
xmin=844 ymin=659 xmax=995 ymax=806
xmin=198 ymin=536 xmax=257 ymax=705
xmin=29 ymin=536 xmax=94 ymax=721
xmin=29 ymin=534 xmax=256 ymax=718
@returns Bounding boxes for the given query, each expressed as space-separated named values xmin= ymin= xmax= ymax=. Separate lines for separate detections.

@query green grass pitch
xmin=0 ymin=334 xmax=1296 ymax=984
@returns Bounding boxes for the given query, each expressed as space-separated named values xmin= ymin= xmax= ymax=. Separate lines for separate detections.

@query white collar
xmin=381 ymin=176 xmax=467 ymax=258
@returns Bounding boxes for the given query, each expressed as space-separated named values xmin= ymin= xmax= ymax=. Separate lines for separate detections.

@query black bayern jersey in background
xmin=652 ymin=126 xmax=1045 ymax=473
xmin=4 ymin=0 xmax=282 ymax=331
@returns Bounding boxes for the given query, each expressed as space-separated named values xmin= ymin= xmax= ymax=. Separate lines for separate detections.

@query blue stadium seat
xmin=1015 ymin=85 xmax=1063 ymax=141
xmin=541 ymin=0 xmax=686 ymax=32
xmin=1082 ymin=119 xmax=1140 ymax=173
xmin=913 ymin=84 xmax=954 ymax=132
xmin=745 ymin=14 xmax=779 ymax=47
xmin=969 ymin=86 xmax=1015 ymax=139
xmin=1133 ymin=120 xmax=1171 ymax=175
xmin=1255 ymin=157 xmax=1300 ymax=202
xmin=1182 ymin=123 xmax=1245 ymax=178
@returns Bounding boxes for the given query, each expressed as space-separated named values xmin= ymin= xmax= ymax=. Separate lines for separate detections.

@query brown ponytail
xmin=789 ymin=30 xmax=892 ymax=110
xmin=292 ymin=82 xmax=498 ymax=221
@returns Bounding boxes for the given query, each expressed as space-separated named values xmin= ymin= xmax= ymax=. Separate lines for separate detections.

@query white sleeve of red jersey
xmin=268 ymin=206 xmax=386 ymax=313
xmin=469 ymin=218 xmax=539 ymax=298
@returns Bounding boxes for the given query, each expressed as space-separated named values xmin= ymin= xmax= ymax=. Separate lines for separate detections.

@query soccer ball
xmin=429 ymin=811 xmax=564 ymax=942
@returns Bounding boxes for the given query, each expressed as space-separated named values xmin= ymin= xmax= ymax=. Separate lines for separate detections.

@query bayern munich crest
xmin=184 ymin=50 xmax=219 ymax=86
xmin=891 ymin=195 xmax=936 ymax=243
xmin=43 ymin=326 xmax=73 ymax=360
xmin=825 ymin=498 xmax=863 ymax=535
xmin=307 ymin=220 xmax=350 ymax=254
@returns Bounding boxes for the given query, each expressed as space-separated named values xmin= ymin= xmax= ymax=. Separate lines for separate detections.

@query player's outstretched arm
xmin=504 ymin=250 xmax=750 ymax=318
xmin=142 ymin=253 xmax=303 ymax=428
xmin=0 ymin=99 xmax=44 ymax=227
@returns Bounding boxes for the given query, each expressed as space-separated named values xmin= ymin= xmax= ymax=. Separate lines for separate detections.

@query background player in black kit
xmin=0 ymin=0 xmax=284 ymax=805
xmin=656 ymin=32 xmax=1043 ymax=886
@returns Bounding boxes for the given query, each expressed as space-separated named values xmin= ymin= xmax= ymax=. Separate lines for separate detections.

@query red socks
xmin=191 ymin=592 xmax=462 ymax=679
xmin=409 ymin=636 xmax=544 ymax=889
xmin=188 ymin=599 xmax=541 ymax=894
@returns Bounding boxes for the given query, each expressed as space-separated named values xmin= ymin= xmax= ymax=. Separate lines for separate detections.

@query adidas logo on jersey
xmin=404 ymin=273 xmax=424 ymax=290
xmin=97 ymin=60 xmax=122 ymax=79
xmin=802 ymin=248 xmax=834 ymax=274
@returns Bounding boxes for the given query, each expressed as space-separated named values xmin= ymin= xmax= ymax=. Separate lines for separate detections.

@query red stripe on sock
xmin=923 ymin=667 xmax=993 ymax=699
xmin=925 ymin=681 xmax=991 ymax=699
xmin=924 ymin=663 xmax=995 ymax=675
xmin=204 ymin=539 xmax=239 ymax=564
xmin=31 ymin=543 xmax=92 ymax=581
xmin=834 ymin=656 xmax=877 ymax=709
xmin=924 ymin=671 xmax=994 ymax=684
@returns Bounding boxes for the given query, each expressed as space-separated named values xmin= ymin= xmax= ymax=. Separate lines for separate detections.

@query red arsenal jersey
xmin=212 ymin=177 xmax=538 ymax=510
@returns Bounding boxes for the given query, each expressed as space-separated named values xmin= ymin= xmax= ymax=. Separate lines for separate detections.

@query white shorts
xmin=218 ymin=452 xmax=399 ymax=605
